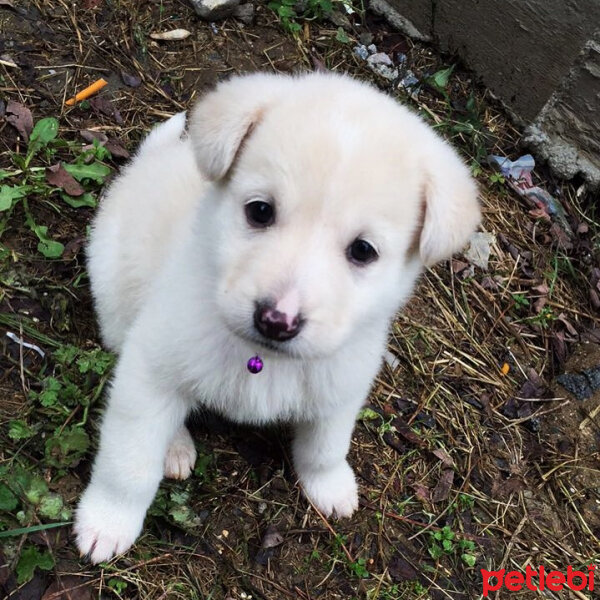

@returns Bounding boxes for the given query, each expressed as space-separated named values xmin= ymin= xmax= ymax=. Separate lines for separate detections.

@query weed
xmin=332 ymin=534 xmax=371 ymax=579
xmin=268 ymin=0 xmax=338 ymax=33
xmin=0 ymin=343 xmax=115 ymax=581
xmin=428 ymin=526 xmax=477 ymax=567
xmin=0 ymin=116 xmax=111 ymax=258
xmin=358 ymin=406 xmax=396 ymax=438
xmin=511 ymin=292 xmax=530 ymax=310
xmin=488 ymin=172 xmax=505 ymax=186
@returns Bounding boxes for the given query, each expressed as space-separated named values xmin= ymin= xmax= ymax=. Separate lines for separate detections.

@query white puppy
xmin=75 ymin=72 xmax=480 ymax=563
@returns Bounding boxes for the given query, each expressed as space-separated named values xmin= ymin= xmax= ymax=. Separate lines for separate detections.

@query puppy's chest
xmin=175 ymin=348 xmax=340 ymax=425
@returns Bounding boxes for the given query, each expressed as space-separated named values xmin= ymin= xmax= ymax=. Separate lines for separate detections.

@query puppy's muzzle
xmin=254 ymin=301 xmax=303 ymax=341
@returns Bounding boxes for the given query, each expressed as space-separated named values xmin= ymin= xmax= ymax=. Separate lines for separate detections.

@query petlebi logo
xmin=481 ymin=565 xmax=596 ymax=596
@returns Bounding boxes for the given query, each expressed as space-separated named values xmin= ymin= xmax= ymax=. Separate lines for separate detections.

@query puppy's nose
xmin=254 ymin=302 xmax=303 ymax=341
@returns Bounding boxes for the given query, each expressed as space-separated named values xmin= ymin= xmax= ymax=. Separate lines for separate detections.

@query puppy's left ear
xmin=189 ymin=73 xmax=290 ymax=181
xmin=418 ymin=141 xmax=481 ymax=267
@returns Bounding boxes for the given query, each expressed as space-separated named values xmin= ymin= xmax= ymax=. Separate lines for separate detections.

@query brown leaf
xmin=46 ymin=163 xmax=84 ymax=196
xmin=42 ymin=576 xmax=93 ymax=600
xmin=121 ymin=71 xmax=142 ymax=88
xmin=394 ymin=419 xmax=426 ymax=448
xmin=90 ymin=97 xmax=124 ymax=125
xmin=412 ymin=482 xmax=431 ymax=504
xmin=432 ymin=448 xmax=455 ymax=467
xmin=556 ymin=313 xmax=578 ymax=337
xmin=105 ymin=139 xmax=130 ymax=159
xmin=79 ymin=129 xmax=108 ymax=144
xmin=5 ymin=100 xmax=33 ymax=140
xmin=590 ymin=287 xmax=600 ymax=310
xmin=552 ymin=330 xmax=568 ymax=366
xmin=431 ymin=469 xmax=454 ymax=503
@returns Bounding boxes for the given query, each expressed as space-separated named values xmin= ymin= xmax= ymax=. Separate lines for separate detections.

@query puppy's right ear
xmin=189 ymin=74 xmax=290 ymax=181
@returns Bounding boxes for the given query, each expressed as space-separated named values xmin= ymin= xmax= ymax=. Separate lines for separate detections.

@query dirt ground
xmin=1 ymin=1 xmax=599 ymax=599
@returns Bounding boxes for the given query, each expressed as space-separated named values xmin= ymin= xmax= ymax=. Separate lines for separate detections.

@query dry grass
xmin=0 ymin=1 xmax=599 ymax=599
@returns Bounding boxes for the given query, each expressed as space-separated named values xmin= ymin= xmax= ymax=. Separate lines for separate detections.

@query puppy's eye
xmin=348 ymin=239 xmax=378 ymax=265
xmin=245 ymin=200 xmax=275 ymax=228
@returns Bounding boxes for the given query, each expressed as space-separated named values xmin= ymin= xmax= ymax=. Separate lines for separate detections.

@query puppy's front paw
xmin=299 ymin=461 xmax=358 ymax=518
xmin=164 ymin=426 xmax=197 ymax=480
xmin=74 ymin=487 xmax=145 ymax=564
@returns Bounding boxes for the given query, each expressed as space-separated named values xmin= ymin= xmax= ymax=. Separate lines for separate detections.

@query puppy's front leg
xmin=293 ymin=406 xmax=360 ymax=518
xmin=75 ymin=351 xmax=187 ymax=563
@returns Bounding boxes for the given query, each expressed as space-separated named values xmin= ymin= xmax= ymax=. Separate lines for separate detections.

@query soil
xmin=1 ymin=1 xmax=599 ymax=600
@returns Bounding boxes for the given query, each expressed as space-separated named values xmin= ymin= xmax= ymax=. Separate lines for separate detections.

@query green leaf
xmin=60 ymin=192 xmax=97 ymax=209
xmin=29 ymin=224 xmax=64 ymax=258
xmin=442 ymin=538 xmax=454 ymax=552
xmin=0 ymin=483 xmax=18 ymax=511
xmin=8 ymin=420 xmax=35 ymax=440
xmin=39 ymin=493 xmax=71 ymax=520
xmin=430 ymin=65 xmax=455 ymax=90
xmin=358 ymin=407 xmax=380 ymax=422
xmin=54 ymin=344 xmax=79 ymax=365
xmin=63 ymin=161 xmax=111 ymax=184
xmin=428 ymin=543 xmax=443 ymax=560
xmin=45 ymin=426 xmax=90 ymax=467
xmin=335 ymin=27 xmax=350 ymax=43
xmin=30 ymin=118 xmax=59 ymax=146
xmin=0 ymin=185 xmax=29 ymax=211
xmin=461 ymin=553 xmax=476 ymax=567
xmin=277 ymin=5 xmax=296 ymax=17
xmin=25 ymin=477 xmax=48 ymax=505
xmin=16 ymin=546 xmax=54 ymax=584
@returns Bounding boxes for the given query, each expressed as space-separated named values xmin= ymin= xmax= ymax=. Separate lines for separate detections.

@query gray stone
xmin=190 ymin=0 xmax=241 ymax=20
xmin=372 ymin=0 xmax=600 ymax=189
xmin=233 ymin=3 xmax=254 ymax=25
xmin=367 ymin=53 xmax=398 ymax=81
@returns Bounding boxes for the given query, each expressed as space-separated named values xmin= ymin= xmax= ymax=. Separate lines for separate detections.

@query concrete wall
xmin=371 ymin=0 xmax=600 ymax=187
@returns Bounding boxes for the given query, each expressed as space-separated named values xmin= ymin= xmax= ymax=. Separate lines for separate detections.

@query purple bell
xmin=247 ymin=355 xmax=263 ymax=374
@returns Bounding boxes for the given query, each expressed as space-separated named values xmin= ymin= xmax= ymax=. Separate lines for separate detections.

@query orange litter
xmin=65 ymin=78 xmax=108 ymax=106
xmin=500 ymin=362 xmax=510 ymax=375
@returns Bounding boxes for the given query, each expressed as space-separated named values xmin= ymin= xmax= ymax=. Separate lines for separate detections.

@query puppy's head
xmin=190 ymin=73 xmax=480 ymax=357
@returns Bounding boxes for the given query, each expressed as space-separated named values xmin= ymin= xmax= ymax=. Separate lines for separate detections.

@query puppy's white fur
xmin=75 ymin=72 xmax=480 ymax=563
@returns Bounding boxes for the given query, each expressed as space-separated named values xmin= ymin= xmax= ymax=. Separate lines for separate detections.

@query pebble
xmin=189 ymin=0 xmax=241 ymax=20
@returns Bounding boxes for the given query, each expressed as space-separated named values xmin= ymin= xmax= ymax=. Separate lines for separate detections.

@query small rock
xmin=367 ymin=52 xmax=398 ymax=81
xmin=367 ymin=43 xmax=377 ymax=54
xmin=557 ymin=373 xmax=592 ymax=401
xmin=583 ymin=366 xmax=600 ymax=391
xmin=233 ymin=2 xmax=254 ymax=24
xmin=353 ymin=44 xmax=368 ymax=60
xmin=190 ymin=0 xmax=241 ymax=20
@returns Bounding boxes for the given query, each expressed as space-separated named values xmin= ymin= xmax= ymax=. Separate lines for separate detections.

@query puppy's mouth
xmin=235 ymin=328 xmax=295 ymax=356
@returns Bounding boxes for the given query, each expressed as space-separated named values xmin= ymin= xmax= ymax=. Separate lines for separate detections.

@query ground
xmin=0 ymin=1 xmax=599 ymax=599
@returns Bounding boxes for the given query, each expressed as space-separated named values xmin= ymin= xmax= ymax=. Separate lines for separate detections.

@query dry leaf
xmin=5 ymin=100 xmax=33 ymax=140
xmin=46 ymin=163 xmax=85 ymax=196
xmin=432 ymin=448 xmax=455 ymax=468
xmin=79 ymin=129 xmax=108 ymax=144
xmin=431 ymin=469 xmax=454 ymax=503
xmin=105 ymin=139 xmax=130 ymax=159
xmin=121 ymin=71 xmax=142 ymax=87
xmin=150 ymin=29 xmax=192 ymax=41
